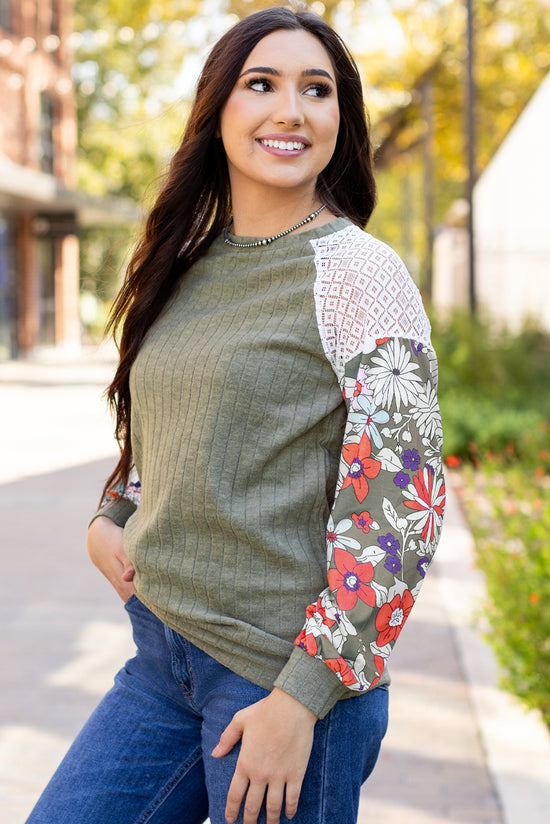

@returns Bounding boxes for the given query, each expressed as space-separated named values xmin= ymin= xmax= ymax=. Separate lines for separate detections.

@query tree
xmin=73 ymin=0 xmax=550 ymax=297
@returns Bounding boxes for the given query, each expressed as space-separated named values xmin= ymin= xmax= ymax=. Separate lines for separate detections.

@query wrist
xmin=271 ymin=687 xmax=318 ymax=724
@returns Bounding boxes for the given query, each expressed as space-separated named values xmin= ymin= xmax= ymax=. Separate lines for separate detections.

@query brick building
xmin=0 ymin=0 xmax=136 ymax=359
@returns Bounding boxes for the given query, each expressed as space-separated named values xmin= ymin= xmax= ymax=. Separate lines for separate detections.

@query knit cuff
xmin=273 ymin=646 xmax=350 ymax=719
xmin=89 ymin=498 xmax=137 ymax=529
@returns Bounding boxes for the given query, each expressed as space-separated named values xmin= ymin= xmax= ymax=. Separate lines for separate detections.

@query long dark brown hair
xmin=102 ymin=5 xmax=377 ymax=496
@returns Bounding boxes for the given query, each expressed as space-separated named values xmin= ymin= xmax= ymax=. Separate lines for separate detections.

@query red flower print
xmin=341 ymin=431 xmax=382 ymax=503
xmin=296 ymin=627 xmax=318 ymax=656
xmin=305 ymin=598 xmax=337 ymax=629
xmin=370 ymin=654 xmax=385 ymax=688
xmin=353 ymin=380 xmax=362 ymax=397
xmin=295 ymin=598 xmax=337 ymax=656
xmin=325 ymin=656 xmax=358 ymax=686
xmin=375 ymin=590 xmax=414 ymax=647
xmin=352 ymin=511 xmax=373 ymax=533
xmin=328 ymin=548 xmax=376 ymax=611
xmin=403 ymin=468 xmax=446 ymax=543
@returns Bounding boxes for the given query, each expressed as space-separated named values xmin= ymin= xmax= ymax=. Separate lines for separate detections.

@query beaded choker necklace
xmin=223 ymin=204 xmax=326 ymax=248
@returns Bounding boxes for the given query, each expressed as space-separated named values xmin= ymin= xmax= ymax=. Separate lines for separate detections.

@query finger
xmin=265 ymin=782 xmax=285 ymax=824
xmin=242 ymin=780 xmax=267 ymax=824
xmin=224 ymin=770 xmax=250 ymax=824
xmin=115 ymin=579 xmax=135 ymax=603
xmin=284 ymin=779 xmax=303 ymax=820
xmin=212 ymin=716 xmax=244 ymax=758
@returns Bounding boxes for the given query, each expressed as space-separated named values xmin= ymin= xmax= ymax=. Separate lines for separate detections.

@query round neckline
xmin=222 ymin=216 xmax=352 ymax=250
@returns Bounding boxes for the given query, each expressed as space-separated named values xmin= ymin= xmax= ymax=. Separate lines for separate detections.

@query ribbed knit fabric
xmin=97 ymin=217 xmax=445 ymax=718
xmin=126 ymin=218 xmax=352 ymax=714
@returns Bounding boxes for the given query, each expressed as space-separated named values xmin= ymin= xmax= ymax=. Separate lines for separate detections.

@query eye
xmin=245 ymin=77 xmax=273 ymax=93
xmin=304 ymin=82 xmax=333 ymax=99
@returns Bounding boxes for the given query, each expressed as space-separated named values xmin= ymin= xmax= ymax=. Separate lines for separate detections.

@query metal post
xmin=421 ymin=78 xmax=434 ymax=301
xmin=466 ymin=0 xmax=477 ymax=315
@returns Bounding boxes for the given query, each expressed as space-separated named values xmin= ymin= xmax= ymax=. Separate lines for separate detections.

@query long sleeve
xmin=90 ymin=468 xmax=141 ymax=528
xmin=274 ymin=227 xmax=445 ymax=717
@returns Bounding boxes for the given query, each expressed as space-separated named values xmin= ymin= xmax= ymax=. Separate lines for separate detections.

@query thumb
xmin=212 ymin=716 xmax=244 ymax=758
xmin=121 ymin=562 xmax=136 ymax=582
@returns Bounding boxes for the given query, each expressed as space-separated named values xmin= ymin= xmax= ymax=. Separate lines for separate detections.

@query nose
xmin=272 ymin=87 xmax=304 ymax=127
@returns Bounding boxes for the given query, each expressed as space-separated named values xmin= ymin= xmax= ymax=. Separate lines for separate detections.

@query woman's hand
xmin=87 ymin=516 xmax=135 ymax=602
xmin=212 ymin=687 xmax=317 ymax=824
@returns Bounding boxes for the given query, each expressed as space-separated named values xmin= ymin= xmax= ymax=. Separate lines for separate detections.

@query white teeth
xmin=261 ymin=139 xmax=306 ymax=151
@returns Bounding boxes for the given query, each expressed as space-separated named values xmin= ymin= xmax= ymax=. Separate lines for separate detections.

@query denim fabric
xmin=26 ymin=596 xmax=388 ymax=824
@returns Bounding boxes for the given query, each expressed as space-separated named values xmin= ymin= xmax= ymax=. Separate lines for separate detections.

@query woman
xmin=27 ymin=7 xmax=445 ymax=824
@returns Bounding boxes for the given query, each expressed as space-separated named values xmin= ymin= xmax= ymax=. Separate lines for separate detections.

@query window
xmin=0 ymin=0 xmax=12 ymax=32
xmin=0 ymin=216 xmax=17 ymax=359
xmin=50 ymin=0 xmax=60 ymax=36
xmin=39 ymin=92 xmax=55 ymax=175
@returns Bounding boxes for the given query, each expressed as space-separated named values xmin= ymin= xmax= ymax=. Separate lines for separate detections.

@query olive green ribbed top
xmin=97 ymin=216 xmax=445 ymax=718
xmin=116 ymin=219 xmax=351 ymax=715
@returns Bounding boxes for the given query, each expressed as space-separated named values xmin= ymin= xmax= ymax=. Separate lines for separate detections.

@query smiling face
xmin=219 ymin=29 xmax=340 ymax=207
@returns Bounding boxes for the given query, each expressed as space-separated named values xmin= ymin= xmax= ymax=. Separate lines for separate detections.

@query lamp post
xmin=465 ymin=0 xmax=477 ymax=315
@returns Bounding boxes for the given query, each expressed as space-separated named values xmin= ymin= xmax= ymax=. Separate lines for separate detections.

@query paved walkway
xmin=1 ymin=349 xmax=549 ymax=824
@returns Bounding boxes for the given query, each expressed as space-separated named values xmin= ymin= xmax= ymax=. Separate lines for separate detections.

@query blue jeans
xmin=26 ymin=595 xmax=388 ymax=824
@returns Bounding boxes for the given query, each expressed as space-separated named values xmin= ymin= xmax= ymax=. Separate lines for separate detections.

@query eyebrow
xmin=239 ymin=66 xmax=335 ymax=83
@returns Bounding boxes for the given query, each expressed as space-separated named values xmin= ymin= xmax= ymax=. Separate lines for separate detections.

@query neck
xmin=230 ymin=188 xmax=325 ymax=238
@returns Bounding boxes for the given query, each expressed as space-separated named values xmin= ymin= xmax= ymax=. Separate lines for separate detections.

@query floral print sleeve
xmin=292 ymin=226 xmax=446 ymax=695
xmin=92 ymin=466 xmax=141 ymax=528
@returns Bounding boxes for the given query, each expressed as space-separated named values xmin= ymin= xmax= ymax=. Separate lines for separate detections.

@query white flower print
xmin=319 ymin=591 xmax=357 ymax=638
xmin=366 ymin=339 xmax=422 ymax=409
xmin=411 ymin=381 xmax=443 ymax=442
xmin=345 ymin=365 xmax=373 ymax=410
xmin=347 ymin=395 xmax=390 ymax=448
xmin=326 ymin=516 xmax=361 ymax=553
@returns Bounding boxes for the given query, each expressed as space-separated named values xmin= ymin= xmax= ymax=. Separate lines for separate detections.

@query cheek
xmin=318 ymin=101 xmax=340 ymax=141
xmin=321 ymin=110 xmax=340 ymax=155
xmin=220 ymin=100 xmax=259 ymax=155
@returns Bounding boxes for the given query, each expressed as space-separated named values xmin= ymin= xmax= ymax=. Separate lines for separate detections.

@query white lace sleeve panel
xmin=311 ymin=225 xmax=432 ymax=386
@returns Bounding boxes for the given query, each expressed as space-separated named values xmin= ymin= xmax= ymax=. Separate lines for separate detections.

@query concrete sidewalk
xmin=1 ymin=350 xmax=549 ymax=823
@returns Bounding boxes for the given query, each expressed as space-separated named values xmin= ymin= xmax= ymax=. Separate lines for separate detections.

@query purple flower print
xmin=378 ymin=533 xmax=400 ymax=555
xmin=384 ymin=555 xmax=402 ymax=574
xmin=393 ymin=471 xmax=410 ymax=489
xmin=417 ymin=557 xmax=429 ymax=578
xmin=411 ymin=341 xmax=424 ymax=356
xmin=403 ymin=449 xmax=421 ymax=470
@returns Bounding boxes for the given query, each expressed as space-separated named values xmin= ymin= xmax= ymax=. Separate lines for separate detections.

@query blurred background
xmin=0 ymin=1 xmax=549 ymax=821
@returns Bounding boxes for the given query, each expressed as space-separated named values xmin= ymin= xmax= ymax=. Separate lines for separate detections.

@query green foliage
xmin=74 ymin=0 xmax=205 ymax=200
xmin=460 ymin=464 xmax=550 ymax=726
xmin=430 ymin=311 xmax=550 ymax=466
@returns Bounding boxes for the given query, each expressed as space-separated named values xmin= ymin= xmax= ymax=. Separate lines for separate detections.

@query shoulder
xmin=310 ymin=225 xmax=431 ymax=346
xmin=311 ymin=224 xmax=415 ymax=293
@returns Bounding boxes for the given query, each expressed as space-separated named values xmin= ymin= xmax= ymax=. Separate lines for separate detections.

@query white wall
xmin=473 ymin=71 xmax=550 ymax=331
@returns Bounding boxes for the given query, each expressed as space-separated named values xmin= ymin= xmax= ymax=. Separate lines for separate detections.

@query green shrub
xmin=430 ymin=311 xmax=550 ymax=466
xmin=440 ymin=393 xmax=546 ymax=463
xmin=461 ymin=464 xmax=550 ymax=726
